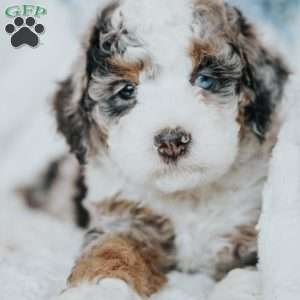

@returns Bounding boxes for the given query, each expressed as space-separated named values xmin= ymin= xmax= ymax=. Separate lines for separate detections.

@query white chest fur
xmin=85 ymin=139 xmax=269 ymax=276
xmin=149 ymin=181 xmax=263 ymax=276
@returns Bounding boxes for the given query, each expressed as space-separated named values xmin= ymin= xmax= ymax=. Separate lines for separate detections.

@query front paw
xmin=53 ymin=279 xmax=142 ymax=300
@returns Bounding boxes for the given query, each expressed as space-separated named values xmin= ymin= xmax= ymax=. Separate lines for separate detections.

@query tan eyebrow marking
xmin=109 ymin=55 xmax=153 ymax=84
xmin=189 ymin=40 xmax=215 ymax=70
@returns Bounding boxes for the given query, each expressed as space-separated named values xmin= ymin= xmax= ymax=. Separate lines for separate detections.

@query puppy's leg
xmin=18 ymin=154 xmax=89 ymax=227
xmin=216 ymin=225 xmax=258 ymax=280
xmin=65 ymin=199 xmax=176 ymax=299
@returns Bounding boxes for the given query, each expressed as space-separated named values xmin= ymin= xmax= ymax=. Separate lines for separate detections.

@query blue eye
xmin=195 ymin=74 xmax=217 ymax=90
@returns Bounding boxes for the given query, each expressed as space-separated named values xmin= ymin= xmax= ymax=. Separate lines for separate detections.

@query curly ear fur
xmin=53 ymin=3 xmax=118 ymax=164
xmin=53 ymin=76 xmax=90 ymax=164
xmin=227 ymin=6 xmax=290 ymax=140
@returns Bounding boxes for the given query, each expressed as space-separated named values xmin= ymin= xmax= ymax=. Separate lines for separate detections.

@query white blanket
xmin=258 ymin=75 xmax=300 ymax=300
xmin=0 ymin=1 xmax=299 ymax=299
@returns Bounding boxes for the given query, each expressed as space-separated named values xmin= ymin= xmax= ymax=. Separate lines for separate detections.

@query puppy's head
xmin=54 ymin=0 xmax=289 ymax=193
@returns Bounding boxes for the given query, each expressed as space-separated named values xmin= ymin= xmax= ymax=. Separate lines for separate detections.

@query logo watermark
xmin=4 ymin=5 xmax=47 ymax=48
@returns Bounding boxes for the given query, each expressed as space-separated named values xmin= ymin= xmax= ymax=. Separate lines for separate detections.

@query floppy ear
xmin=53 ymin=21 xmax=102 ymax=165
xmin=227 ymin=7 xmax=290 ymax=140
xmin=53 ymin=69 xmax=90 ymax=164
xmin=53 ymin=3 xmax=118 ymax=164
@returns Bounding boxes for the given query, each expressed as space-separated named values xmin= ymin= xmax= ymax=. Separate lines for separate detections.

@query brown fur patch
xmin=68 ymin=236 xmax=167 ymax=297
xmin=68 ymin=199 xmax=176 ymax=297
xmin=216 ymin=225 xmax=258 ymax=280
xmin=87 ymin=199 xmax=176 ymax=270
xmin=189 ymin=41 xmax=215 ymax=71
xmin=110 ymin=57 xmax=145 ymax=85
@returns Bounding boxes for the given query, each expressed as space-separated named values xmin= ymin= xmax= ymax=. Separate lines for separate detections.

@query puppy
xmin=28 ymin=0 xmax=290 ymax=298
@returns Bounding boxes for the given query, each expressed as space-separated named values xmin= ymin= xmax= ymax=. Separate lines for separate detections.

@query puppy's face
xmin=55 ymin=0 xmax=288 ymax=194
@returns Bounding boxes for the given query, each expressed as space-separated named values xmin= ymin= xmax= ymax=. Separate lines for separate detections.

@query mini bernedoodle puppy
xmin=24 ymin=0 xmax=290 ymax=298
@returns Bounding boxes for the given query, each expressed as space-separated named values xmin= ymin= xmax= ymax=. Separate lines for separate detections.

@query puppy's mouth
xmin=150 ymin=166 xmax=207 ymax=193
xmin=152 ymin=164 xmax=207 ymax=179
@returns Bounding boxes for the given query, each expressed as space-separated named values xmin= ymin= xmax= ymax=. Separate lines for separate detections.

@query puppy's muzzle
xmin=154 ymin=127 xmax=191 ymax=163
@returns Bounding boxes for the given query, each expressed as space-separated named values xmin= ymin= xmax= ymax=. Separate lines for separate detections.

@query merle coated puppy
xmin=23 ymin=0 xmax=289 ymax=299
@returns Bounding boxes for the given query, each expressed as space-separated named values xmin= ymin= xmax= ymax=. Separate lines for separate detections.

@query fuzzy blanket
xmin=258 ymin=77 xmax=300 ymax=300
xmin=0 ymin=1 xmax=299 ymax=299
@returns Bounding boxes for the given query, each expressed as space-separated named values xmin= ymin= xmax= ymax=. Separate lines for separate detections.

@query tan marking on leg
xmin=69 ymin=199 xmax=176 ymax=297
xmin=68 ymin=236 xmax=167 ymax=297
xmin=86 ymin=199 xmax=176 ymax=271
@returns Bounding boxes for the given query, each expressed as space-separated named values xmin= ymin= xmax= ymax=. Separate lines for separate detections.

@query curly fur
xmin=26 ymin=0 xmax=290 ymax=298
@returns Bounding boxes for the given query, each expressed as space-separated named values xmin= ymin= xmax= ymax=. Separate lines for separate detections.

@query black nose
xmin=154 ymin=127 xmax=192 ymax=163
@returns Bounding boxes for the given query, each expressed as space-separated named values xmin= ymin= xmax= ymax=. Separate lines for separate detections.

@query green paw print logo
xmin=4 ymin=5 xmax=47 ymax=48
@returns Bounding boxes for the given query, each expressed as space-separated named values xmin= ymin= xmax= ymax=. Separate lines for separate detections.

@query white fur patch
xmin=108 ymin=88 xmax=239 ymax=193
xmin=53 ymin=279 xmax=142 ymax=300
xmin=120 ymin=0 xmax=194 ymax=71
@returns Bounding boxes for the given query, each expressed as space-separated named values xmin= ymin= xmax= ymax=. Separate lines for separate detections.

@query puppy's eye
xmin=195 ymin=74 xmax=218 ymax=90
xmin=118 ymin=83 xmax=136 ymax=100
